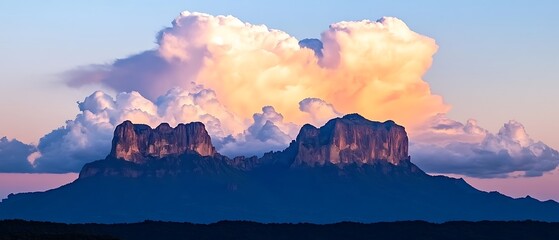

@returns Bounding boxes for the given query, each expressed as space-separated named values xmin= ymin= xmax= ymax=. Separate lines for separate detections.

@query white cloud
xmin=219 ymin=106 xmax=297 ymax=158
xmin=56 ymin=12 xmax=451 ymax=169
xmin=299 ymin=98 xmax=342 ymax=126
xmin=64 ymin=12 xmax=448 ymax=130
xmin=24 ymin=87 xmax=300 ymax=172
xmin=3 ymin=11 xmax=555 ymax=178
xmin=411 ymin=114 xmax=559 ymax=178
xmin=52 ymin=11 xmax=446 ymax=169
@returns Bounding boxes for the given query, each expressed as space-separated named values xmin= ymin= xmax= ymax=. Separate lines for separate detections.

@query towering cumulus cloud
xmin=44 ymin=12 xmax=450 ymax=172
xmin=66 ymin=11 xmax=447 ymax=128
xmin=1 ymin=11 xmax=556 ymax=176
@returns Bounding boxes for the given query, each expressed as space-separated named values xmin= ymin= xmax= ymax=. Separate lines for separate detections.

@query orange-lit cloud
xmin=1 ymin=11 xmax=554 ymax=177
xmin=68 ymin=11 xmax=449 ymax=130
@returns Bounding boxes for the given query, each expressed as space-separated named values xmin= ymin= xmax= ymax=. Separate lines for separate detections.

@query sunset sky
xmin=1 ymin=1 xmax=558 ymax=200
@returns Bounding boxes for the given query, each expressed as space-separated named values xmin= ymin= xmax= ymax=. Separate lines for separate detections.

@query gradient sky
xmin=0 ymin=1 xmax=558 ymax=200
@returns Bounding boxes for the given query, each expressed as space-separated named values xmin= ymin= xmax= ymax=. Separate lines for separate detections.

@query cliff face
xmin=291 ymin=114 xmax=409 ymax=167
xmin=106 ymin=114 xmax=409 ymax=167
xmin=5 ymin=115 xmax=559 ymax=224
xmin=108 ymin=121 xmax=216 ymax=163
xmin=84 ymin=114 xmax=409 ymax=178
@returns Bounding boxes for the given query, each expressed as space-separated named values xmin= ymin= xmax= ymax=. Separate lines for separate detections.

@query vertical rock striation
xmin=108 ymin=121 xmax=216 ymax=163
xmin=5 ymin=115 xmax=559 ymax=224
xmin=106 ymin=113 xmax=409 ymax=167
xmin=291 ymin=113 xmax=409 ymax=167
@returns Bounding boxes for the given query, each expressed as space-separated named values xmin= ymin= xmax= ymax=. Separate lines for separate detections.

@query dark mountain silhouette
xmin=1 ymin=114 xmax=558 ymax=223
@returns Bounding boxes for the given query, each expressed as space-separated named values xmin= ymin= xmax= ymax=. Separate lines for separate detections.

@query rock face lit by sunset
xmin=3 ymin=114 xmax=559 ymax=223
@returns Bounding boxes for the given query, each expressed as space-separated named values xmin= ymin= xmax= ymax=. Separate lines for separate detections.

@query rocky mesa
xmin=3 ymin=113 xmax=559 ymax=223
xmin=81 ymin=113 xmax=412 ymax=178
xmin=291 ymin=113 xmax=409 ymax=167
xmin=109 ymin=120 xmax=216 ymax=163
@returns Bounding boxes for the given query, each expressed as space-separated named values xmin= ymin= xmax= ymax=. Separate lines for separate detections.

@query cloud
xmin=7 ymin=11 xmax=554 ymax=178
xmin=410 ymin=114 xmax=559 ymax=178
xmin=32 ymin=102 xmax=116 ymax=173
xmin=219 ymin=106 xmax=298 ymax=157
xmin=64 ymin=51 xmax=178 ymax=101
xmin=299 ymin=98 xmax=341 ymax=126
xmin=64 ymin=12 xmax=448 ymax=130
xmin=22 ymin=87 xmax=300 ymax=172
xmin=53 ymin=11 xmax=451 ymax=171
xmin=0 ymin=137 xmax=35 ymax=172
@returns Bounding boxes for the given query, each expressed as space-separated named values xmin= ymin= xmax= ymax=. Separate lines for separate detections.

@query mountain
xmin=1 ymin=114 xmax=559 ymax=223
xmin=291 ymin=114 xmax=408 ymax=166
xmin=109 ymin=120 xmax=216 ymax=163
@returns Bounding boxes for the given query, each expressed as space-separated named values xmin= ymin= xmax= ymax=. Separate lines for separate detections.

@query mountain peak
xmin=108 ymin=115 xmax=409 ymax=167
xmin=292 ymin=114 xmax=409 ymax=167
xmin=341 ymin=113 xmax=367 ymax=120
xmin=108 ymin=121 xmax=216 ymax=163
xmin=5 ymin=115 xmax=559 ymax=223
xmin=155 ymin=122 xmax=172 ymax=130
xmin=341 ymin=113 xmax=397 ymax=126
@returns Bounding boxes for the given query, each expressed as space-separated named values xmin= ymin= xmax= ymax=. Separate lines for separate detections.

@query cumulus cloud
xmin=53 ymin=11 xmax=451 ymax=171
xmin=21 ymin=87 xmax=301 ymax=172
xmin=64 ymin=11 xmax=448 ymax=129
xmin=299 ymin=98 xmax=341 ymax=126
xmin=4 ymin=11 xmax=554 ymax=178
xmin=219 ymin=106 xmax=298 ymax=157
xmin=0 ymin=137 xmax=35 ymax=172
xmin=410 ymin=114 xmax=559 ymax=178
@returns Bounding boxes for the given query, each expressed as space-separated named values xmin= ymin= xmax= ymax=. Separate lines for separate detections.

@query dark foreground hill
xmin=1 ymin=114 xmax=559 ymax=223
xmin=1 ymin=220 xmax=559 ymax=240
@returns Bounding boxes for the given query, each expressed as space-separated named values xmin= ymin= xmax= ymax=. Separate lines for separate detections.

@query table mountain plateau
xmin=1 ymin=114 xmax=558 ymax=223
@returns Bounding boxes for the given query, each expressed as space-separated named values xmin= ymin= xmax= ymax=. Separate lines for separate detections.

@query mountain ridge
xmin=2 ymin=114 xmax=559 ymax=223
xmin=109 ymin=120 xmax=216 ymax=163
xmin=81 ymin=113 xmax=415 ymax=178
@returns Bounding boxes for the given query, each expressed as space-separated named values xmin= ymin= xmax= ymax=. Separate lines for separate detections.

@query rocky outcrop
xmin=107 ymin=114 xmax=409 ymax=167
xmin=291 ymin=114 xmax=409 ymax=167
xmin=7 ymin=115 xmax=559 ymax=223
xmin=108 ymin=121 xmax=216 ymax=163
xmin=84 ymin=114 xmax=409 ymax=178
